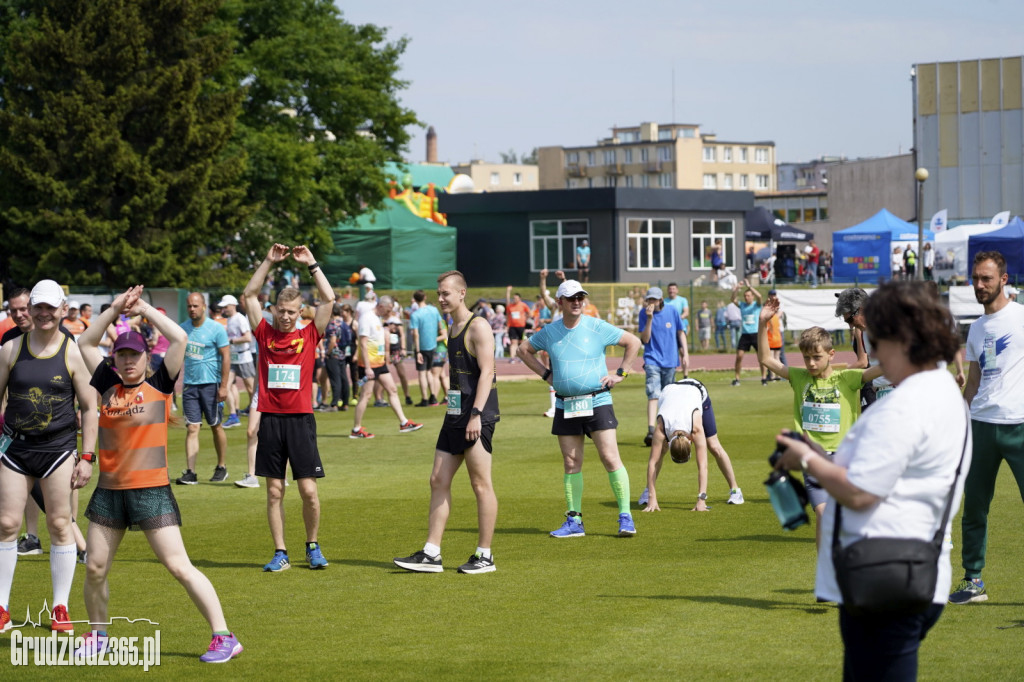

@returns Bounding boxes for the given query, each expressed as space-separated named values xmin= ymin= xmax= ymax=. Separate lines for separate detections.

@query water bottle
xmin=764 ymin=470 xmax=809 ymax=531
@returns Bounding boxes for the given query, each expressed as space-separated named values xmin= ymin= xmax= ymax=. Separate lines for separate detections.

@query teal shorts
xmin=85 ymin=485 xmax=182 ymax=531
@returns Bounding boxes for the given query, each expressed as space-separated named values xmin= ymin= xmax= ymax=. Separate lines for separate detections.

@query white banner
xmin=776 ymin=289 xmax=871 ymax=332
xmin=991 ymin=210 xmax=1010 ymax=226
xmin=930 ymin=209 xmax=948 ymax=232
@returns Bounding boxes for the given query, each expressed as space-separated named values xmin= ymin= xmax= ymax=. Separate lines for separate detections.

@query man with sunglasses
xmin=518 ymin=280 xmax=642 ymax=538
xmin=835 ymin=288 xmax=889 ymax=409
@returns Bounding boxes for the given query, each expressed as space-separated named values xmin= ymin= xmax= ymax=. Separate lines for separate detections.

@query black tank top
xmin=4 ymin=334 xmax=78 ymax=449
xmin=445 ymin=311 xmax=499 ymax=428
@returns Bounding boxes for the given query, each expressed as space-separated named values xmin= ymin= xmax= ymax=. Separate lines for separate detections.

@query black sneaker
xmin=457 ymin=554 xmax=496 ymax=574
xmin=762 ymin=378 xmax=769 ymax=386
xmin=210 ymin=466 xmax=228 ymax=482
xmin=393 ymin=550 xmax=443 ymax=573
xmin=643 ymin=433 xmax=653 ymax=447
xmin=405 ymin=396 xmax=413 ymax=405
xmin=415 ymin=399 xmax=430 ymax=407
xmin=17 ymin=533 xmax=42 ymax=555
xmin=176 ymin=470 xmax=198 ymax=485
xmin=731 ymin=379 xmax=741 ymax=387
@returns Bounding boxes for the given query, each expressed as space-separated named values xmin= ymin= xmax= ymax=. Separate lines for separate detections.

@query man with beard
xmin=950 ymin=251 xmax=1024 ymax=605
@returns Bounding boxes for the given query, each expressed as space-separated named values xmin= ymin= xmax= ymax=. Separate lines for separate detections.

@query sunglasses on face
xmin=843 ymin=313 xmax=854 ymax=324
xmin=565 ymin=294 xmax=586 ymax=303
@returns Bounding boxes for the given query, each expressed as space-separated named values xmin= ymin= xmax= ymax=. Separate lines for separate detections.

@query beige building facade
xmin=539 ymin=122 xmax=776 ymax=193
xmin=450 ymin=161 xmax=539 ymax=192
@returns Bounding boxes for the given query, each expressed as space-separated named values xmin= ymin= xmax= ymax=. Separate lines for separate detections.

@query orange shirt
xmin=583 ymin=302 xmax=599 ymax=319
xmin=766 ymin=314 xmax=783 ymax=349
xmin=92 ymin=363 xmax=176 ymax=490
xmin=506 ymin=301 xmax=530 ymax=328
xmin=0 ymin=316 xmax=15 ymax=338
xmin=63 ymin=318 xmax=87 ymax=337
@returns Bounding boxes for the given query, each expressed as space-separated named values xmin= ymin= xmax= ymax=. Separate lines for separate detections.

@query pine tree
xmin=0 ymin=0 xmax=250 ymax=288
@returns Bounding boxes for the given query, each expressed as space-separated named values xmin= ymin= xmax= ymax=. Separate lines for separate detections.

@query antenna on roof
xmin=671 ymin=65 xmax=676 ymax=123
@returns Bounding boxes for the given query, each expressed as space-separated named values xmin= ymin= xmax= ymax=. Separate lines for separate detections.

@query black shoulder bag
xmin=832 ymin=415 xmax=969 ymax=617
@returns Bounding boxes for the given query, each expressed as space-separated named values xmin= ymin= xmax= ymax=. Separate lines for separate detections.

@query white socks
xmin=423 ymin=543 xmax=441 ymax=560
xmin=0 ymin=540 xmax=16 ymax=609
xmin=50 ymin=543 xmax=77 ymax=607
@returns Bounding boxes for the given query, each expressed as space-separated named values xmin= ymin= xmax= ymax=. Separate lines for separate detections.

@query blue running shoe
xmin=263 ymin=551 xmax=290 ymax=572
xmin=306 ymin=543 xmax=328 ymax=569
xmin=222 ymin=414 xmax=241 ymax=429
xmin=550 ymin=512 xmax=585 ymax=538
xmin=618 ymin=513 xmax=637 ymax=537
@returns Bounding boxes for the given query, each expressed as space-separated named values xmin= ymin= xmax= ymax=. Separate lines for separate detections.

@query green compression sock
xmin=564 ymin=472 xmax=583 ymax=514
xmin=608 ymin=467 xmax=631 ymax=515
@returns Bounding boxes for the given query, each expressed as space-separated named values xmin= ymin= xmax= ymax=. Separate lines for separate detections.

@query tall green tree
xmin=218 ymin=0 xmax=419 ymax=257
xmin=0 ymin=0 xmax=251 ymax=288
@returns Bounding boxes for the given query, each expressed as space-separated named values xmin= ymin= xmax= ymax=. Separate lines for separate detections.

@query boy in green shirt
xmin=757 ymin=299 xmax=883 ymax=547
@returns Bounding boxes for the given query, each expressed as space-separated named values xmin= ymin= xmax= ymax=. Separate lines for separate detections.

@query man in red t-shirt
xmin=243 ymin=244 xmax=335 ymax=573
xmin=504 ymin=286 xmax=531 ymax=363
xmin=805 ymin=240 xmax=820 ymax=287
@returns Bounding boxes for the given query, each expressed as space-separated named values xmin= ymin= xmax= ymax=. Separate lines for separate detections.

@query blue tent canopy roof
xmin=967 ymin=216 xmax=1024 ymax=278
xmin=835 ymin=208 xmax=935 ymax=242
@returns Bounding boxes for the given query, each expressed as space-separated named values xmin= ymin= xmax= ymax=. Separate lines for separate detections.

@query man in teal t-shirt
xmin=410 ymin=290 xmax=445 ymax=405
xmin=519 ymin=279 xmax=642 ymax=539
xmin=178 ymin=292 xmax=231 ymax=484
xmin=730 ymin=279 xmax=766 ymax=386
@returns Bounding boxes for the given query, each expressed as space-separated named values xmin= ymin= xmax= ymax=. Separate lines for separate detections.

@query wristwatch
xmin=697 ymin=492 xmax=707 ymax=501
xmin=79 ymin=452 xmax=95 ymax=464
xmin=470 ymin=407 xmax=483 ymax=417
xmin=616 ymin=368 xmax=629 ymax=378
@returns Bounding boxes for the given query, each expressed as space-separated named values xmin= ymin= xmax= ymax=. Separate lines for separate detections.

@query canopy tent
xmin=967 ymin=217 xmax=1024 ymax=280
xmin=832 ymin=209 xmax=935 ymax=283
xmin=933 ymin=223 xmax=1004 ymax=282
xmin=744 ymin=207 xmax=814 ymax=241
xmin=323 ymin=199 xmax=456 ymax=290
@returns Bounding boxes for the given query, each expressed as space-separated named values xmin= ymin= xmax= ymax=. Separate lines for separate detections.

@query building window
xmin=658 ymin=129 xmax=673 ymax=140
xmin=566 ymin=152 xmax=578 ymax=164
xmin=624 ymin=175 xmax=634 ymax=188
xmin=593 ymin=176 xmax=603 ymax=188
xmin=703 ymin=147 xmax=716 ymax=162
xmin=607 ymin=176 xmax=616 ymax=188
xmin=739 ymin=147 xmax=748 ymax=163
xmin=618 ymin=131 xmax=638 ymax=143
xmin=723 ymin=174 xmax=733 ymax=189
xmin=722 ymin=147 xmax=732 ymax=163
xmin=490 ymin=172 xmax=500 ymax=185
xmin=679 ymin=128 xmax=696 ymax=138
xmin=756 ymin=174 xmax=769 ymax=189
xmin=739 ymin=174 xmax=749 ymax=189
xmin=658 ymin=146 xmax=672 ymax=162
xmin=530 ymin=219 xmax=590 ymax=272
xmin=623 ymin=148 xmax=633 ymax=163
xmin=603 ymin=149 xmax=616 ymax=164
xmin=703 ymin=174 xmax=717 ymax=189
xmin=627 ymin=218 xmax=674 ymax=270
xmin=659 ymin=173 xmax=673 ymax=188
xmin=690 ymin=219 xmax=735 ymax=270
xmin=587 ymin=178 xmax=593 ymax=188
xmin=755 ymin=147 xmax=768 ymax=164
xmin=568 ymin=178 xmax=578 ymax=189
xmin=641 ymin=174 xmax=650 ymax=188
xmin=587 ymin=151 xmax=595 ymax=166
xmin=513 ymin=172 xmax=522 ymax=186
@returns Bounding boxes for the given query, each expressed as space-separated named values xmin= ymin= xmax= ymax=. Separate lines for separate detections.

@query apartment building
xmin=538 ymin=121 xmax=775 ymax=193
xmin=450 ymin=161 xmax=539 ymax=192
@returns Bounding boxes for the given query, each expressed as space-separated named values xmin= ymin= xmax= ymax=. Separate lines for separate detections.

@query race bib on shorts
xmin=564 ymin=394 xmax=594 ymax=419
xmin=230 ymin=350 xmax=240 ymax=364
xmin=446 ymin=390 xmax=461 ymax=416
xmin=267 ymin=364 xmax=301 ymax=390
xmin=801 ymin=400 xmax=840 ymax=433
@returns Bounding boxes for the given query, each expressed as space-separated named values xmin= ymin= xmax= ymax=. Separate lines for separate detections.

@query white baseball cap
xmin=217 ymin=295 xmax=239 ymax=307
xmin=556 ymin=280 xmax=589 ymax=299
xmin=29 ymin=280 xmax=66 ymax=308
xmin=68 ymin=300 xmax=81 ymax=309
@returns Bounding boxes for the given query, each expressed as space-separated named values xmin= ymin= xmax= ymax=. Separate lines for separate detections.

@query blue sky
xmin=341 ymin=0 xmax=1023 ymax=165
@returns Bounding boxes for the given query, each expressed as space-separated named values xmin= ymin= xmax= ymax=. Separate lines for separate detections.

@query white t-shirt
xmin=657 ymin=381 xmax=707 ymax=435
xmin=815 ymin=369 xmax=970 ymax=604
xmin=859 ymin=333 xmax=893 ymax=395
xmin=225 ymin=312 xmax=252 ymax=364
xmin=356 ymin=300 xmax=377 ymax=332
xmin=359 ymin=267 xmax=376 ymax=283
xmin=965 ymin=302 xmax=1024 ymax=423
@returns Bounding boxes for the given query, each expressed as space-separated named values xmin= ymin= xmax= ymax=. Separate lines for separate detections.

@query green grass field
xmin=6 ymin=372 xmax=1024 ymax=680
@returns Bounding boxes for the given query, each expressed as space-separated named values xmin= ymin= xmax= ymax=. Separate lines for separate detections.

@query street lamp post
xmin=915 ymin=167 xmax=929 ymax=281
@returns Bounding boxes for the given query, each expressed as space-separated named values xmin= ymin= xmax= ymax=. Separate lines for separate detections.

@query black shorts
xmin=357 ymin=364 xmax=389 ymax=380
xmin=804 ymin=451 xmax=835 ymax=509
xmin=551 ymin=403 xmax=618 ymax=437
xmin=314 ymin=358 xmax=325 ymax=370
xmin=433 ymin=348 xmax=448 ymax=368
xmin=508 ymin=327 xmax=525 ymax=341
xmin=737 ymin=333 xmax=758 ymax=352
xmin=1 ymin=444 xmax=76 ymax=479
xmin=85 ymin=485 xmax=182 ymax=531
xmin=436 ymin=422 xmax=496 ymax=455
xmin=415 ymin=349 xmax=435 ymax=371
xmin=255 ymin=413 xmax=325 ymax=480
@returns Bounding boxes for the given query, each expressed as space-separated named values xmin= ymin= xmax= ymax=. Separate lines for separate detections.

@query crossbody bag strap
xmin=833 ymin=404 xmax=971 ymax=553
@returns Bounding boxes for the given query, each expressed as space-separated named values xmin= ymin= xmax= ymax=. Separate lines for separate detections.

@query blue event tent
xmin=967 ymin=216 xmax=1024 ymax=280
xmin=832 ymin=209 xmax=935 ymax=283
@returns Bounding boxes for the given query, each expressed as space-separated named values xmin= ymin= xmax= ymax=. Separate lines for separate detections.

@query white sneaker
xmin=727 ymin=488 xmax=745 ymax=505
xmin=234 ymin=474 xmax=259 ymax=488
xmin=638 ymin=487 xmax=650 ymax=507
xmin=543 ymin=409 xmax=555 ymax=418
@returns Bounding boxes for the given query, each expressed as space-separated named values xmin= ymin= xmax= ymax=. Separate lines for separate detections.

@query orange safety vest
xmin=766 ymin=314 xmax=783 ymax=349
xmin=97 ymin=381 xmax=171 ymax=490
